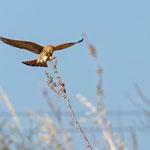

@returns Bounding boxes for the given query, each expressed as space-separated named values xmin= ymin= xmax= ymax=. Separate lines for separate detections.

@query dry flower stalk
xmin=83 ymin=33 xmax=116 ymax=150
xmin=0 ymin=87 xmax=28 ymax=145
xmin=43 ymin=90 xmax=72 ymax=150
xmin=46 ymin=59 xmax=93 ymax=150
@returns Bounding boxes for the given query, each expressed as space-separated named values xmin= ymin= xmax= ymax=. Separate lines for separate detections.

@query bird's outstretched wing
xmin=0 ymin=37 xmax=43 ymax=54
xmin=54 ymin=38 xmax=83 ymax=51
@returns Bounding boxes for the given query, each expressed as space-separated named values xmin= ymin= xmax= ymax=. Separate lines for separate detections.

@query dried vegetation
xmin=0 ymin=35 xmax=147 ymax=150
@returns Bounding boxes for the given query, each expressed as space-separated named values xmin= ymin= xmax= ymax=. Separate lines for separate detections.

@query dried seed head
xmin=63 ymin=88 xmax=66 ymax=94
xmin=59 ymin=82 xmax=65 ymax=88
xmin=54 ymin=61 xmax=57 ymax=67
xmin=49 ymin=76 xmax=53 ymax=84
xmin=98 ymin=68 xmax=102 ymax=73
xmin=62 ymin=83 xmax=65 ymax=87
xmin=89 ymin=45 xmax=96 ymax=57
xmin=97 ymin=88 xmax=102 ymax=95
xmin=52 ymin=82 xmax=57 ymax=87
xmin=45 ymin=72 xmax=50 ymax=78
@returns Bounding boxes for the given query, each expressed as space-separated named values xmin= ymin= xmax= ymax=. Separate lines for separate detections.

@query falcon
xmin=0 ymin=37 xmax=83 ymax=67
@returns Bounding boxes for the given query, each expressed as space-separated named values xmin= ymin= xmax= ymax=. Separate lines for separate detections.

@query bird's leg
xmin=49 ymin=56 xmax=56 ymax=62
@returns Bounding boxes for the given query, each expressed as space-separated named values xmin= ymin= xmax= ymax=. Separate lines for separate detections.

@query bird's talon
xmin=49 ymin=57 xmax=56 ymax=62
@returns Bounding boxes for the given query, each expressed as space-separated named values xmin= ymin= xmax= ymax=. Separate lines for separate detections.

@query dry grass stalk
xmin=0 ymin=135 xmax=9 ymax=150
xmin=43 ymin=114 xmax=63 ymax=149
xmin=0 ymin=87 xmax=28 ymax=145
xmin=134 ymin=82 xmax=150 ymax=107
xmin=27 ymin=110 xmax=63 ymax=149
xmin=46 ymin=59 xmax=93 ymax=150
xmin=83 ymin=33 xmax=116 ymax=150
xmin=108 ymin=122 xmax=113 ymax=142
xmin=130 ymin=129 xmax=138 ymax=150
xmin=43 ymin=90 xmax=73 ymax=150
xmin=125 ymin=91 xmax=150 ymax=117
xmin=115 ymin=134 xmax=127 ymax=150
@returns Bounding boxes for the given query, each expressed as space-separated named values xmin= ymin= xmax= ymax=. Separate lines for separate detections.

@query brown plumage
xmin=54 ymin=38 xmax=83 ymax=51
xmin=0 ymin=37 xmax=83 ymax=67
xmin=22 ymin=59 xmax=48 ymax=67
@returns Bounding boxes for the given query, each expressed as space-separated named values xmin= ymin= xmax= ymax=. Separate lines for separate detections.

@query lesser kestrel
xmin=0 ymin=37 xmax=83 ymax=67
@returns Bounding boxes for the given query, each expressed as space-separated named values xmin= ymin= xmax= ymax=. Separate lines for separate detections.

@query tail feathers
xmin=22 ymin=59 xmax=48 ymax=67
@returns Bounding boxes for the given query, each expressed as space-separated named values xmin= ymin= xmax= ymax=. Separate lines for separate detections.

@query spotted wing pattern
xmin=0 ymin=37 xmax=43 ymax=54
xmin=54 ymin=38 xmax=83 ymax=51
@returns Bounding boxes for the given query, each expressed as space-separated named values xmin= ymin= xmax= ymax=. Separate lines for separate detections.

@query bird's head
xmin=47 ymin=45 xmax=54 ymax=54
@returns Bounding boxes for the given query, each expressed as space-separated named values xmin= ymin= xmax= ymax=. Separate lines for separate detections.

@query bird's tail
xmin=22 ymin=59 xmax=48 ymax=67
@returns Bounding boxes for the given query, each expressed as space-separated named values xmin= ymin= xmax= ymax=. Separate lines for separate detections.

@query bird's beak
xmin=50 ymin=49 xmax=53 ymax=53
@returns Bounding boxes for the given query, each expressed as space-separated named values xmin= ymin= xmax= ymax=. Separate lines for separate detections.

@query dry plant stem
xmin=83 ymin=33 xmax=117 ymax=150
xmin=0 ymin=87 xmax=28 ymax=145
xmin=131 ymin=129 xmax=138 ymax=150
xmin=108 ymin=122 xmax=113 ymax=141
xmin=1 ymin=136 xmax=9 ymax=150
xmin=95 ymin=59 xmax=109 ymax=150
xmin=64 ymin=94 xmax=93 ymax=150
xmin=91 ymin=49 xmax=116 ymax=150
xmin=134 ymin=82 xmax=150 ymax=107
xmin=45 ymin=116 xmax=63 ymax=150
xmin=43 ymin=90 xmax=72 ymax=150
xmin=96 ymin=56 xmax=116 ymax=150
xmin=125 ymin=91 xmax=150 ymax=116
xmin=51 ymin=61 xmax=93 ymax=150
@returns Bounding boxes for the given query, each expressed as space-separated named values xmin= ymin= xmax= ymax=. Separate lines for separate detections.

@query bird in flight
xmin=0 ymin=37 xmax=83 ymax=67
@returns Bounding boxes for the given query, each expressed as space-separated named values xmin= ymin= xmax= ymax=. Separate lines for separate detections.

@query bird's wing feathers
xmin=0 ymin=37 xmax=43 ymax=54
xmin=22 ymin=59 xmax=48 ymax=67
xmin=54 ymin=38 xmax=83 ymax=51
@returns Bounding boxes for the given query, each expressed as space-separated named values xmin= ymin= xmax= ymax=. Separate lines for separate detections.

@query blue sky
xmin=0 ymin=0 xmax=150 ymax=149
